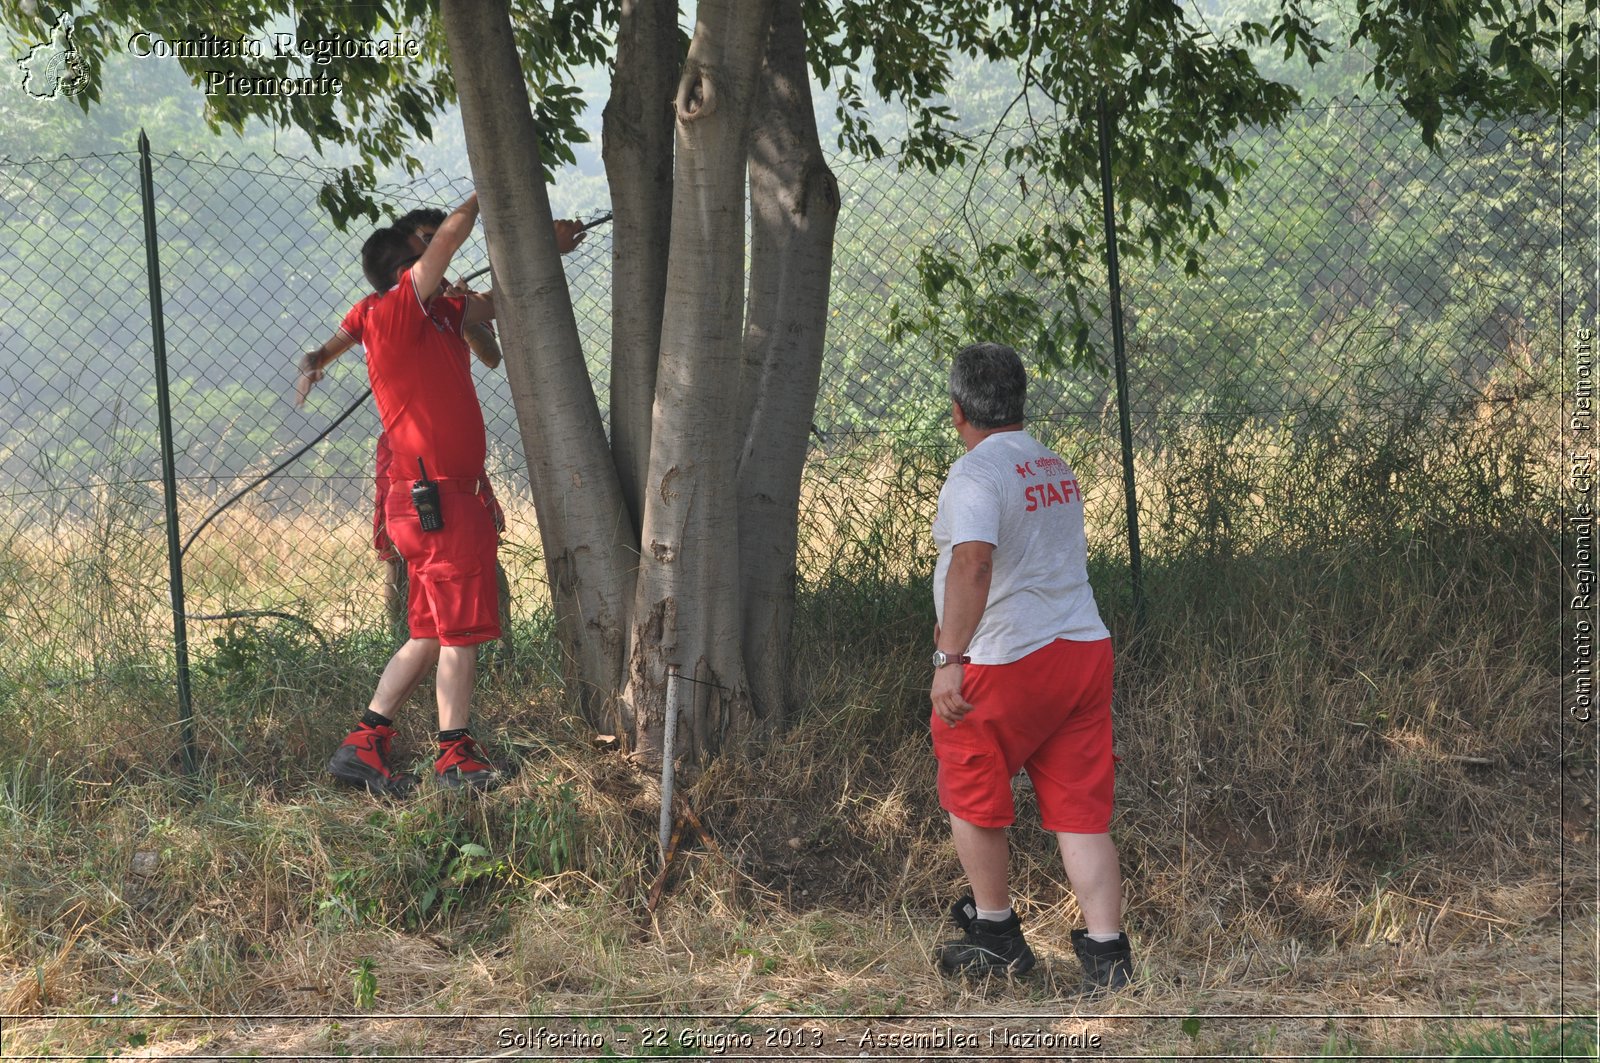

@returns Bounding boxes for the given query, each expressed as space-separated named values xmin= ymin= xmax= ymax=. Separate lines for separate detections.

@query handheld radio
xmin=411 ymin=458 xmax=444 ymax=532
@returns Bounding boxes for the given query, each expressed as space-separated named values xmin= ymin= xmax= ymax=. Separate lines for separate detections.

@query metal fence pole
xmin=1096 ymin=91 xmax=1147 ymax=632
xmin=659 ymin=665 xmax=681 ymax=867
xmin=138 ymin=129 xmax=198 ymax=776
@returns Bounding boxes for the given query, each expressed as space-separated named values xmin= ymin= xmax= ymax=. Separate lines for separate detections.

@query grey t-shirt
xmin=932 ymin=430 xmax=1109 ymax=663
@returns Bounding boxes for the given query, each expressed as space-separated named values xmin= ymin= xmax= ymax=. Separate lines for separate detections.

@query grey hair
xmin=949 ymin=342 xmax=1027 ymax=428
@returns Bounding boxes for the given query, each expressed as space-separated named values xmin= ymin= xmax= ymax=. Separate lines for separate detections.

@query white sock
xmin=1087 ymin=931 xmax=1122 ymax=943
xmin=976 ymin=905 xmax=1013 ymax=922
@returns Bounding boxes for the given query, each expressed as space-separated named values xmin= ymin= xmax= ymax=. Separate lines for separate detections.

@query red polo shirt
xmin=361 ymin=267 xmax=487 ymax=481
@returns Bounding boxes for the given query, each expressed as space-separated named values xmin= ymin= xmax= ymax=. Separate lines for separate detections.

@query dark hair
xmin=393 ymin=207 xmax=446 ymax=233
xmin=360 ymin=226 xmax=418 ymax=292
xmin=949 ymin=342 xmax=1027 ymax=428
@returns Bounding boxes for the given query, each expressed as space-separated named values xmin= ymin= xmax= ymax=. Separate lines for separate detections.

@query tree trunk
xmin=440 ymin=0 xmax=634 ymax=725
xmin=602 ymin=0 xmax=678 ymax=537
xmin=737 ymin=0 xmax=839 ymax=730
xmin=623 ymin=0 xmax=776 ymax=763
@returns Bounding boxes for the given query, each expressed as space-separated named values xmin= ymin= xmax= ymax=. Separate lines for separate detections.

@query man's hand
xmin=294 ymin=350 xmax=324 ymax=408
xmin=931 ymin=662 xmax=973 ymax=727
xmin=553 ymin=218 xmax=587 ymax=255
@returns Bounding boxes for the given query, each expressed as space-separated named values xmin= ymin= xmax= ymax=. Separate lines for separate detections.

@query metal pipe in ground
xmin=1096 ymin=90 xmax=1147 ymax=633
xmin=138 ymin=129 xmax=198 ymax=776
xmin=658 ymin=665 xmax=680 ymax=868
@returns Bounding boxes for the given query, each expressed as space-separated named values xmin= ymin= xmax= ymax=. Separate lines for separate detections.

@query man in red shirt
xmin=325 ymin=191 xmax=511 ymax=795
xmin=294 ymin=208 xmax=553 ymax=626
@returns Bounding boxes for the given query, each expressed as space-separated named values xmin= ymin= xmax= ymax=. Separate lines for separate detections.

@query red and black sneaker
xmin=326 ymin=723 xmax=419 ymax=798
xmin=434 ymin=734 xmax=502 ymax=792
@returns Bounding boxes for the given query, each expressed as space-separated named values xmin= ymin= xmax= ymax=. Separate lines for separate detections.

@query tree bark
xmin=602 ymin=0 xmax=678 ymax=537
xmin=440 ymin=0 xmax=635 ymax=724
xmin=737 ymin=0 xmax=839 ymax=731
xmin=623 ymin=0 xmax=776 ymax=763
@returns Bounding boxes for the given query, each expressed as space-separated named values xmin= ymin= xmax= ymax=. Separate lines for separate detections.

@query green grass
xmin=1435 ymin=1019 xmax=1599 ymax=1060
xmin=1306 ymin=1019 xmax=1600 ymax=1061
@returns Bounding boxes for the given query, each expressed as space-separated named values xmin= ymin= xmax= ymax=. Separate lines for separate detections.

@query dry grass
xmin=1 ymin=402 xmax=1594 ymax=1059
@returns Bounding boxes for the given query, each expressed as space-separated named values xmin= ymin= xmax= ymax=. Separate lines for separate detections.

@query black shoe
xmin=937 ymin=895 xmax=1036 ymax=976
xmin=1070 ymin=929 xmax=1133 ymax=995
xmin=326 ymin=723 xmax=419 ymax=799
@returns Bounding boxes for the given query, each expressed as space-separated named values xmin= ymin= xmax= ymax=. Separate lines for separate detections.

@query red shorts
xmin=377 ymin=454 xmax=503 ymax=560
xmin=931 ymin=637 xmax=1115 ymax=833
xmin=382 ymin=481 xmax=500 ymax=646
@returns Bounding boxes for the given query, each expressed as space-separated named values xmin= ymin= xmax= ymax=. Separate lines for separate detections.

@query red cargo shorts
xmin=931 ymin=637 xmax=1115 ymax=833
xmin=382 ymin=480 xmax=500 ymax=646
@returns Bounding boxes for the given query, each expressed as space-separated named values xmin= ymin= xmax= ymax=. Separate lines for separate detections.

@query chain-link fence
xmin=0 ymin=101 xmax=1590 ymax=707
xmin=808 ymin=100 xmax=1588 ymax=609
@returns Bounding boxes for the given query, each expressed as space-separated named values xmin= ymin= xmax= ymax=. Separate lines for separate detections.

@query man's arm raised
xmin=411 ymin=192 xmax=478 ymax=305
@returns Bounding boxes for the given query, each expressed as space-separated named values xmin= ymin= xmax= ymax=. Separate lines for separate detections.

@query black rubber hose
xmin=179 ymin=388 xmax=373 ymax=640
xmin=181 ymin=387 xmax=373 ymax=560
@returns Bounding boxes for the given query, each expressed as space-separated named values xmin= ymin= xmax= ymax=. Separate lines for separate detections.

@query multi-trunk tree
xmin=438 ymin=0 xmax=837 ymax=760
xmin=7 ymin=0 xmax=1588 ymax=760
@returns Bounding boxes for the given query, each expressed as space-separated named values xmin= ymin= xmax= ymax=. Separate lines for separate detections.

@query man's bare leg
xmin=436 ymin=644 xmax=477 ymax=732
xmin=368 ymin=637 xmax=440 ymax=718
xmin=950 ymin=814 xmax=1012 ymax=911
xmin=1057 ymin=831 xmax=1123 ymax=936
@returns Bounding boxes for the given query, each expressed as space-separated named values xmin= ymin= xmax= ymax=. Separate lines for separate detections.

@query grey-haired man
xmin=929 ymin=341 xmax=1133 ymax=993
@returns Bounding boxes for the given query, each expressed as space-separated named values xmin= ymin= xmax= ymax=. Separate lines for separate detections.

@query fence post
xmin=1095 ymin=91 xmax=1147 ymax=632
xmin=138 ymin=129 xmax=198 ymax=776
xmin=658 ymin=664 xmax=681 ymax=867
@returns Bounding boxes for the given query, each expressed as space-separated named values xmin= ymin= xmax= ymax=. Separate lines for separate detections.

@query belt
xmin=392 ymin=477 xmax=481 ymax=495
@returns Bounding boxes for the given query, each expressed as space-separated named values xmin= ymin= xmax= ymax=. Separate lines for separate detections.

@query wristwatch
xmin=931 ymin=650 xmax=972 ymax=669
